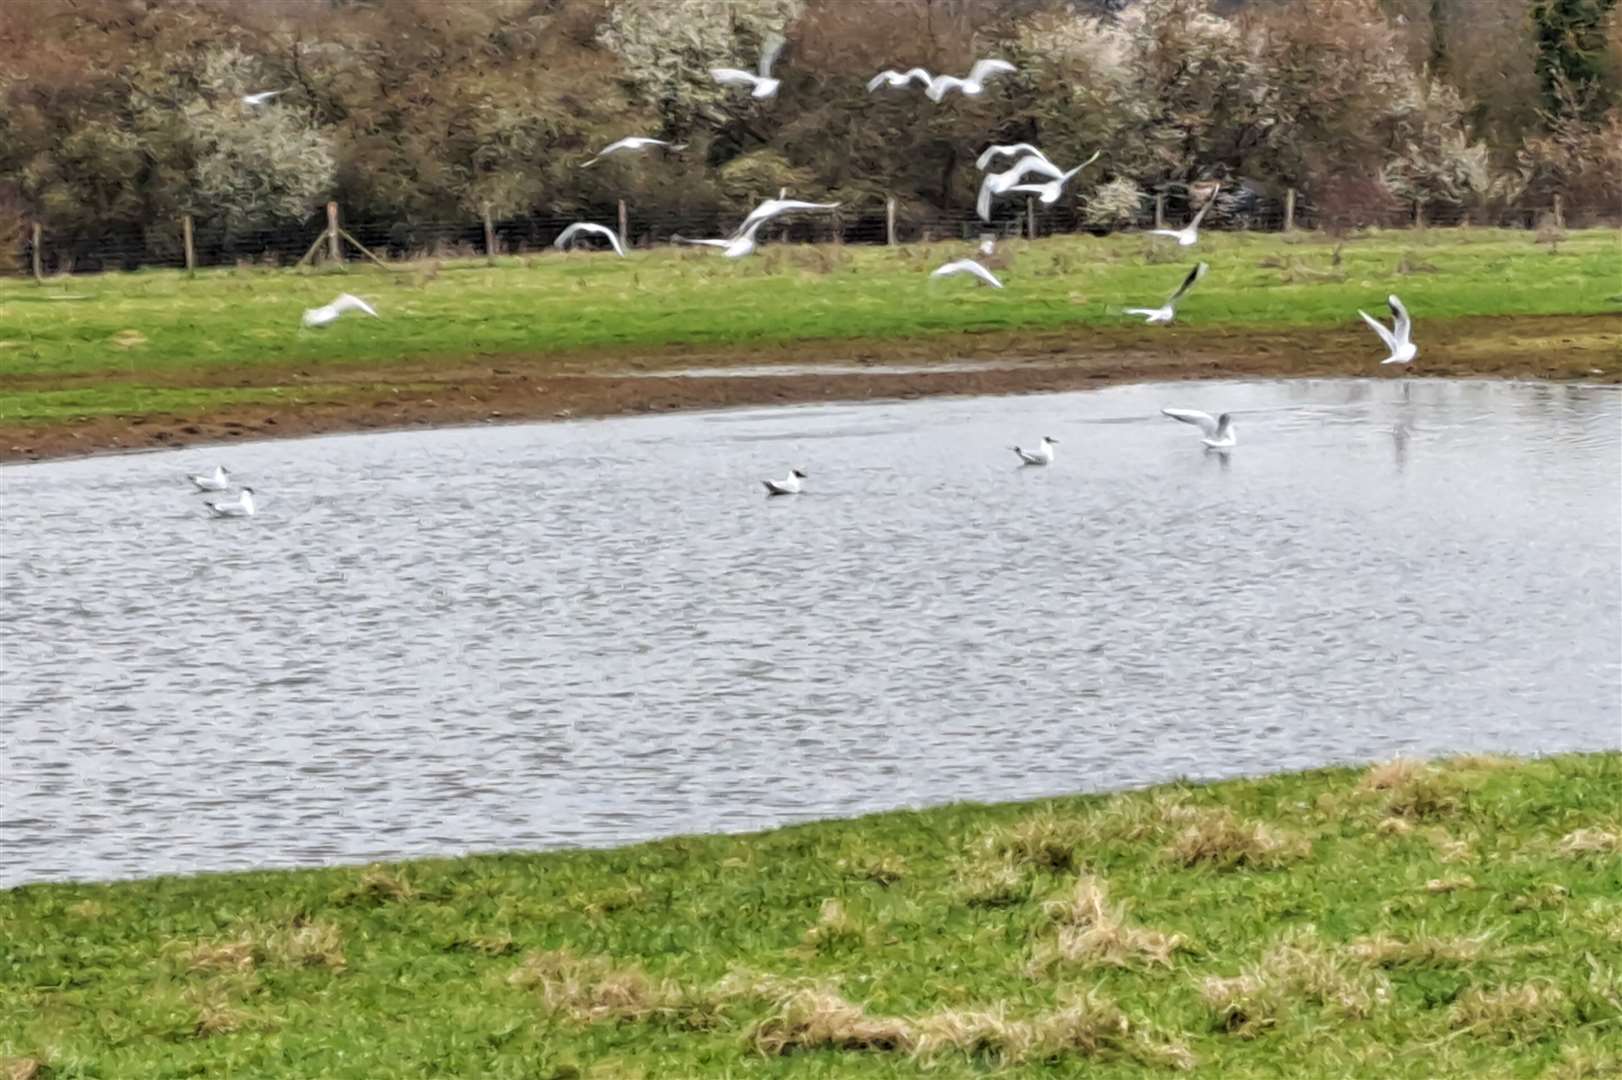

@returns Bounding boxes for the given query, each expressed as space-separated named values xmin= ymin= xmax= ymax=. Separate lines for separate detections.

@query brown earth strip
xmin=3 ymin=315 xmax=1616 ymax=463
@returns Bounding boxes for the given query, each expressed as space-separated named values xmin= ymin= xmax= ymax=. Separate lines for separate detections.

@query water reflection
xmin=2 ymin=378 xmax=1618 ymax=886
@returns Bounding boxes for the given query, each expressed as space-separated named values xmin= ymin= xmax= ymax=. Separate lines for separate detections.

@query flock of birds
xmin=243 ymin=48 xmax=1422 ymax=511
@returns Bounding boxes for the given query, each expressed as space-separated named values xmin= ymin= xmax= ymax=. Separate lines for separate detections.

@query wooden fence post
xmin=886 ymin=197 xmax=897 ymax=246
xmin=1026 ymin=197 xmax=1038 ymax=241
xmin=182 ymin=214 xmax=196 ymax=276
xmin=1413 ymin=200 xmax=1425 ymax=230
xmin=617 ymin=199 xmax=628 ymax=249
xmin=482 ymin=203 xmax=496 ymax=265
xmin=1153 ymin=193 xmax=1166 ymax=229
xmin=31 ymin=222 xmax=43 ymax=281
xmin=1283 ymin=188 xmax=1296 ymax=232
xmin=326 ymin=201 xmax=341 ymax=263
xmin=1552 ymin=193 xmax=1564 ymax=229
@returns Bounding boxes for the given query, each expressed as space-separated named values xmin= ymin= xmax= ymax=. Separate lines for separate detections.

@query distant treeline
xmin=2 ymin=0 xmax=1618 ymax=268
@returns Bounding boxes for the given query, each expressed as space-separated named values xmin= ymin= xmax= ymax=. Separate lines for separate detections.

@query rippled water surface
xmin=3 ymin=378 xmax=1618 ymax=886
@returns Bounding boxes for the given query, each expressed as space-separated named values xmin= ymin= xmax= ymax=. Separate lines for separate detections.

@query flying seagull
xmin=581 ymin=137 xmax=686 ymax=168
xmin=1162 ymin=408 xmax=1236 ymax=450
xmin=188 ymin=465 xmax=232 ymax=492
xmin=977 ymin=154 xmax=1065 ymax=222
xmin=866 ymin=67 xmax=933 ymax=92
xmin=925 ymin=59 xmax=1016 ymax=102
xmin=1149 ymin=185 xmax=1220 ymax=246
xmin=676 ymin=218 xmax=768 ymax=258
xmin=1004 ymin=150 xmax=1102 ymax=208
xmin=206 ymin=488 xmax=257 ymax=518
xmin=1011 ymin=436 xmax=1057 ymax=466
xmin=302 ymin=293 xmax=379 ymax=328
xmin=732 ymin=198 xmax=841 ymax=238
xmin=763 ymin=469 xmax=806 ymax=496
xmin=712 ymin=33 xmax=786 ymax=99
xmin=554 ymin=222 xmax=626 ymax=257
xmin=976 ymin=143 xmax=1051 ymax=171
xmin=931 ymin=259 xmax=1004 ymax=289
xmin=240 ymin=89 xmax=287 ymax=107
xmin=1125 ymin=262 xmax=1207 ymax=325
xmin=1358 ymin=295 xmax=1418 ymax=366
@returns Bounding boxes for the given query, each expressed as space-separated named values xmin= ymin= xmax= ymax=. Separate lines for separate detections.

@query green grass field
xmin=4 ymin=754 xmax=1618 ymax=1078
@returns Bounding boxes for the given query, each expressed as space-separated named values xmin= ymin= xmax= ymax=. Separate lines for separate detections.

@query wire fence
xmin=11 ymin=190 xmax=1608 ymax=278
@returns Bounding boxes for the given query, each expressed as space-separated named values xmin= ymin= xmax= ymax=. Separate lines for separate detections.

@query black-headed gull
xmin=554 ymin=223 xmax=626 ymax=257
xmin=1004 ymin=150 xmax=1101 ymax=208
xmin=241 ymin=89 xmax=287 ymax=107
xmin=1359 ymin=295 xmax=1418 ymax=366
xmin=1125 ymin=262 xmax=1207 ymax=324
xmin=677 ymin=218 xmax=767 ymax=258
xmin=1149 ymin=185 xmax=1219 ymax=246
xmin=302 ymin=293 xmax=379 ymax=328
xmin=976 ymin=143 xmax=1050 ymax=171
xmin=206 ymin=488 xmax=256 ymax=518
xmin=763 ymin=469 xmax=806 ymax=496
xmin=931 ymin=259 xmax=1003 ymax=289
xmin=977 ymin=154 xmax=1065 ymax=221
xmin=866 ymin=67 xmax=932 ymax=92
xmin=1011 ymin=436 xmax=1057 ymax=466
xmin=732 ymin=198 xmax=841 ymax=238
xmin=189 ymin=465 xmax=232 ymax=492
xmin=1162 ymin=408 xmax=1236 ymax=449
xmin=581 ymin=137 xmax=686 ymax=168
xmin=925 ymin=59 xmax=1016 ymax=102
xmin=712 ymin=34 xmax=785 ymax=99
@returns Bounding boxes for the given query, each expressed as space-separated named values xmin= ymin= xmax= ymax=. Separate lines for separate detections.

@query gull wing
xmin=677 ymin=238 xmax=732 ymax=249
xmin=967 ymin=58 xmax=1017 ymax=84
xmin=976 ymin=142 xmax=1046 ymax=170
xmin=976 ymin=174 xmax=995 ymax=222
xmin=1004 ymin=154 xmax=1064 ymax=183
xmin=1004 ymin=183 xmax=1051 ymax=196
xmin=555 ymin=223 xmax=625 ymax=257
xmin=1161 ymin=408 xmax=1219 ymax=436
xmin=1387 ymin=294 xmax=1411 ymax=346
xmin=1167 ymin=261 xmax=1208 ymax=305
xmin=334 ymin=293 xmax=379 ymax=318
xmin=758 ymin=33 xmax=786 ymax=78
xmin=1213 ymin=413 xmax=1233 ymax=439
xmin=925 ymin=75 xmax=964 ymax=102
xmin=711 ymin=68 xmax=760 ymax=87
xmin=932 ymin=259 xmax=1004 ymax=288
xmin=1187 ymin=184 xmax=1220 ymax=229
xmin=866 ymin=70 xmax=899 ymax=92
xmin=1358 ymin=309 xmax=1398 ymax=352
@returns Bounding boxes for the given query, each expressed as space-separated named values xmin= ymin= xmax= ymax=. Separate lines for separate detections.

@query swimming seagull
xmin=1011 ymin=436 xmax=1057 ymax=466
xmin=581 ymin=137 xmax=687 ymax=168
xmin=866 ymin=67 xmax=933 ymax=92
xmin=763 ymin=469 xmax=806 ymax=496
xmin=1004 ymin=150 xmax=1102 ymax=209
xmin=1161 ymin=408 xmax=1236 ymax=450
xmin=1149 ymin=185 xmax=1219 ymax=246
xmin=1125 ymin=262 xmax=1207 ymax=325
xmin=731 ymin=198 xmax=841 ymax=238
xmin=676 ymin=218 xmax=768 ymax=258
xmin=301 ymin=293 xmax=379 ymax=328
xmin=711 ymin=33 xmax=786 ymax=99
xmin=240 ymin=89 xmax=287 ymax=107
xmin=188 ymin=465 xmax=232 ymax=492
xmin=1358 ymin=294 xmax=1418 ymax=366
xmin=925 ymin=59 xmax=1016 ymax=102
xmin=554 ymin=222 xmax=626 ymax=257
xmin=205 ymin=488 xmax=256 ymax=518
xmin=931 ymin=259 xmax=1004 ymax=289
xmin=977 ymin=154 xmax=1065 ymax=222
xmin=976 ymin=143 xmax=1051 ymax=171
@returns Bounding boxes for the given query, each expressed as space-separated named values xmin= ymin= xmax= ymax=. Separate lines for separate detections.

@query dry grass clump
xmin=837 ymin=852 xmax=907 ymax=887
xmin=952 ymin=858 xmax=1032 ymax=908
xmin=1029 ymin=875 xmax=1186 ymax=972
xmin=980 ymin=810 xmax=1090 ymax=872
xmin=750 ymin=988 xmax=916 ymax=1055
xmin=179 ymin=919 xmax=346 ymax=974
xmin=1425 ymin=875 xmax=1476 ymax=893
xmin=1163 ymin=808 xmax=1310 ymax=870
xmin=184 ymin=937 xmax=258 ymax=974
xmin=1449 ymin=982 xmax=1570 ymax=1042
xmin=334 ymin=865 xmax=416 ymax=906
xmin=570 ymin=883 xmax=647 ymax=916
xmin=508 ymin=949 xmax=700 ymax=1025
xmin=1345 ymin=932 xmax=1486 ymax=968
xmin=1358 ymin=759 xmax=1465 ymax=820
xmin=3 ymin=1058 xmax=46 ymax=1080
xmin=802 ymin=899 xmax=867 ymax=952
xmin=1556 ymin=825 xmax=1621 ymax=858
xmin=1203 ymin=935 xmax=1391 ymax=1036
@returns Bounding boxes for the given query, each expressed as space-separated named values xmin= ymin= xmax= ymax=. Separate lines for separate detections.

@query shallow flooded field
xmin=3 ymin=378 xmax=1617 ymax=886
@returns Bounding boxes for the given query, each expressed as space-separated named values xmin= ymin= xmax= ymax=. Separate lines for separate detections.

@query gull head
xmin=791 ymin=469 xmax=807 ymax=479
xmin=1043 ymin=436 xmax=1058 ymax=445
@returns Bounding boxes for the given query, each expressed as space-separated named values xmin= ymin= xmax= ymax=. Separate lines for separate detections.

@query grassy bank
xmin=1 ymin=227 xmax=1618 ymax=423
xmin=3 ymin=753 xmax=1619 ymax=1078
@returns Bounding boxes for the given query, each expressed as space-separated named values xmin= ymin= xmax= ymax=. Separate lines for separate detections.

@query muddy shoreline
xmin=4 ymin=316 xmax=1616 ymax=463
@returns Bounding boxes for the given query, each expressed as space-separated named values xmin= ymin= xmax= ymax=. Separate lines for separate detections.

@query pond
xmin=2 ymin=378 xmax=1618 ymax=886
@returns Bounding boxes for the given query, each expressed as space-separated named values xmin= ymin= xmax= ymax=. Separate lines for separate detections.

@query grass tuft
xmin=1359 ymin=759 xmax=1466 ymax=819
xmin=1556 ymin=825 xmax=1621 ymax=858
xmin=1163 ymin=808 xmax=1310 ymax=870
xmin=507 ymin=949 xmax=703 ymax=1025
xmin=1203 ymin=934 xmax=1391 ymax=1036
xmin=981 ymin=810 xmax=1089 ymax=872
xmin=838 ymin=852 xmax=908 ymax=887
xmin=333 ymin=865 xmax=416 ymax=906
xmin=1344 ymin=932 xmax=1486 ymax=968
xmin=1030 ymin=874 xmax=1187 ymax=972
xmin=1449 ymin=982 xmax=1571 ymax=1042
xmin=801 ymin=898 xmax=867 ymax=952
xmin=952 ymin=857 xmax=1033 ymax=908
xmin=3 ymin=1060 xmax=45 ymax=1080
xmin=750 ymin=988 xmax=916 ymax=1056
